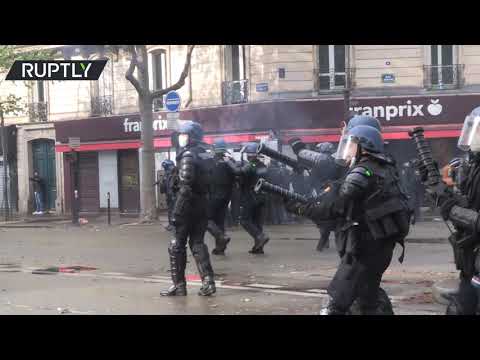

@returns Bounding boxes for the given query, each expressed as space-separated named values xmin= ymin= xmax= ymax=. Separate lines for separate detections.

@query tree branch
xmin=125 ymin=45 xmax=145 ymax=97
xmin=151 ymin=45 xmax=195 ymax=99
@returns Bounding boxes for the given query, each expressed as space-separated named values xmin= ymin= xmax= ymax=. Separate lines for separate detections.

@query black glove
xmin=437 ymin=191 xmax=468 ymax=221
xmin=439 ymin=197 xmax=458 ymax=221
xmin=284 ymin=199 xmax=306 ymax=216
xmin=288 ymin=138 xmax=306 ymax=155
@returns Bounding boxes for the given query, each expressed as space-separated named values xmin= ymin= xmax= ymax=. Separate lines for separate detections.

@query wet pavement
xmin=0 ymin=221 xmax=457 ymax=314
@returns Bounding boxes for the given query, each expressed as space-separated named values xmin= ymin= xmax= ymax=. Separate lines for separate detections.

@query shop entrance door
xmin=77 ymin=152 xmax=100 ymax=213
xmin=118 ymin=149 xmax=140 ymax=214
xmin=32 ymin=139 xmax=56 ymax=211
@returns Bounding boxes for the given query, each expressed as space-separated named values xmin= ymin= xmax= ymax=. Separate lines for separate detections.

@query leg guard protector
xmin=191 ymin=243 xmax=216 ymax=296
xmin=161 ymin=240 xmax=187 ymax=296
xmin=207 ymin=220 xmax=230 ymax=255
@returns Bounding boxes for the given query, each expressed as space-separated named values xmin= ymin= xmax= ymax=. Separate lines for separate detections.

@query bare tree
xmin=123 ymin=45 xmax=195 ymax=222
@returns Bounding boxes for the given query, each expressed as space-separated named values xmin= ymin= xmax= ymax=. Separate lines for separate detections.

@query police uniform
xmin=286 ymin=125 xmax=410 ymax=315
xmin=161 ymin=121 xmax=216 ymax=297
xmin=227 ymin=143 xmax=270 ymax=254
xmin=438 ymin=153 xmax=480 ymax=314
xmin=208 ymin=149 xmax=235 ymax=255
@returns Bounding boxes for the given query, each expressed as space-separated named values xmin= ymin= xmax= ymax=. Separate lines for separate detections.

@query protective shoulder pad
xmin=346 ymin=166 xmax=372 ymax=187
xmin=179 ymin=151 xmax=196 ymax=185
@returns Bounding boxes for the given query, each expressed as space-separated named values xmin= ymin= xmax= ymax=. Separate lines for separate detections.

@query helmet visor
xmin=458 ymin=115 xmax=480 ymax=152
xmin=334 ymin=134 xmax=359 ymax=167
xmin=178 ymin=134 xmax=189 ymax=148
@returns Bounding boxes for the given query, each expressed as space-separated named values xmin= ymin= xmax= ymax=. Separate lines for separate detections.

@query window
xmin=90 ymin=56 xmax=113 ymax=116
xmin=317 ymin=45 xmax=347 ymax=90
xmin=225 ymin=45 xmax=246 ymax=81
xmin=149 ymin=49 xmax=167 ymax=91
xmin=222 ymin=45 xmax=248 ymax=104
xmin=148 ymin=49 xmax=167 ymax=111
xmin=28 ymin=80 xmax=48 ymax=122
xmin=36 ymin=81 xmax=45 ymax=103
xmin=430 ymin=45 xmax=454 ymax=86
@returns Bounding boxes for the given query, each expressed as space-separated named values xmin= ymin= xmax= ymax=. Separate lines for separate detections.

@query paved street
xmin=0 ymin=219 xmax=458 ymax=315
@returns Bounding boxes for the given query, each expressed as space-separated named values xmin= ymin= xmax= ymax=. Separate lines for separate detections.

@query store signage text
xmin=123 ymin=118 xmax=168 ymax=133
xmin=350 ymin=98 xmax=443 ymax=121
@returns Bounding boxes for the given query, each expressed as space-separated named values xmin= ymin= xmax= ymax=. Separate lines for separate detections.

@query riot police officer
xmin=227 ymin=142 xmax=270 ymax=254
xmin=161 ymin=121 xmax=216 ymax=297
xmin=264 ymin=160 xmax=289 ymax=225
xmin=311 ymin=142 xmax=338 ymax=251
xmin=158 ymin=159 xmax=177 ymax=231
xmin=432 ymin=107 xmax=480 ymax=314
xmin=208 ymin=138 xmax=235 ymax=255
xmin=285 ymin=125 xmax=410 ymax=315
xmin=289 ymin=115 xmax=397 ymax=310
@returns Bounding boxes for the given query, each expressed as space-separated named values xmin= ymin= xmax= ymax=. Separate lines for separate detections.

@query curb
xmin=0 ymin=224 xmax=53 ymax=229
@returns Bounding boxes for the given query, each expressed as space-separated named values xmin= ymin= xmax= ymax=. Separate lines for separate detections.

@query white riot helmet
xmin=458 ymin=107 xmax=480 ymax=152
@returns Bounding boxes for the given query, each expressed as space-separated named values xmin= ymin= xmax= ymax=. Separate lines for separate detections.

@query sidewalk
xmin=0 ymin=212 xmax=453 ymax=243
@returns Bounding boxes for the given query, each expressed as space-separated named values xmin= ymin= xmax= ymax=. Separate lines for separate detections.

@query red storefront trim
xmin=55 ymin=141 xmax=141 ymax=152
xmin=55 ymin=126 xmax=461 ymax=152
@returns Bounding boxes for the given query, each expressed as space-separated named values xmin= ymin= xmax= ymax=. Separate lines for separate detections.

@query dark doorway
xmin=118 ymin=149 xmax=140 ymax=214
xmin=77 ymin=152 xmax=100 ymax=213
xmin=32 ymin=139 xmax=56 ymax=211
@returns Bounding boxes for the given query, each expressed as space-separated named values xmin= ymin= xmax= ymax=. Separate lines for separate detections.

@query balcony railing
xmin=424 ymin=64 xmax=464 ymax=90
xmin=314 ymin=68 xmax=355 ymax=92
xmin=222 ymin=79 xmax=248 ymax=105
xmin=91 ymin=95 xmax=113 ymax=117
xmin=27 ymin=102 xmax=48 ymax=122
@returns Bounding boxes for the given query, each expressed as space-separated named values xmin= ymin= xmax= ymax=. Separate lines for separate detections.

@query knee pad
xmin=169 ymin=239 xmax=186 ymax=254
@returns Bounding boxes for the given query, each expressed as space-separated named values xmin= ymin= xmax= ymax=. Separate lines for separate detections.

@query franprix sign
xmin=347 ymin=95 xmax=480 ymax=126
xmin=350 ymin=98 xmax=444 ymax=122
xmin=123 ymin=117 xmax=168 ymax=133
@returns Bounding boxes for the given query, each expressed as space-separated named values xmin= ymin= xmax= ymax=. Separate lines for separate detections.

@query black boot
xmin=208 ymin=221 xmax=230 ymax=255
xmin=355 ymin=288 xmax=394 ymax=315
xmin=212 ymin=235 xmax=230 ymax=255
xmin=198 ymin=275 xmax=216 ymax=296
xmin=161 ymin=244 xmax=187 ymax=296
xmin=191 ymin=243 xmax=216 ymax=296
xmin=316 ymin=240 xmax=330 ymax=252
xmin=249 ymin=233 xmax=269 ymax=254
xmin=319 ymin=297 xmax=347 ymax=315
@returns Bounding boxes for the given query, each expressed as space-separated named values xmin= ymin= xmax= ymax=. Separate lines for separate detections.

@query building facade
xmin=2 ymin=45 xmax=480 ymax=215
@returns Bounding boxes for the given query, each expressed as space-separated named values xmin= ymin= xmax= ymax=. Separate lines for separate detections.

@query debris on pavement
xmin=32 ymin=265 xmax=97 ymax=275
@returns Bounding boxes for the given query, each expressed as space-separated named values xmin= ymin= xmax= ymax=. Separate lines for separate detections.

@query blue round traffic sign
xmin=165 ymin=91 xmax=181 ymax=112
